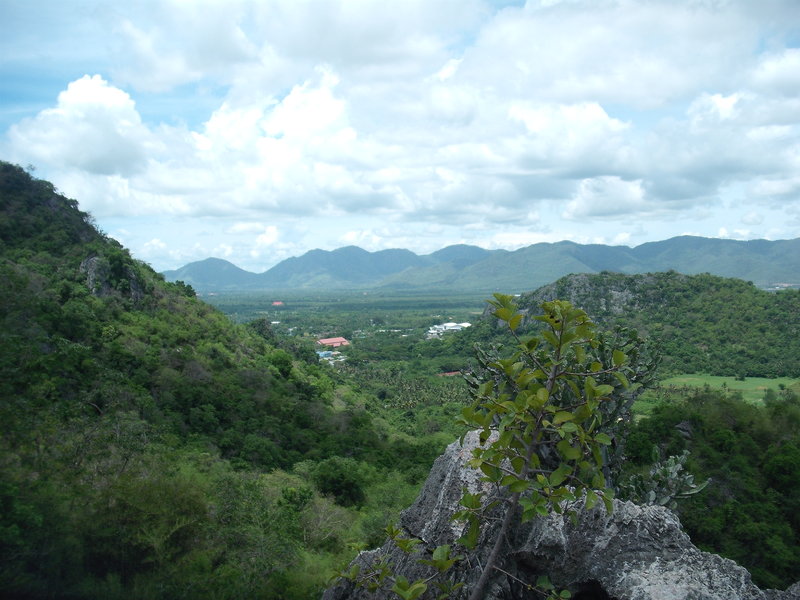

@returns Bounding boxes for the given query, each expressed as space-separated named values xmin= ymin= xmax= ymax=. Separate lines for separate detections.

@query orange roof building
xmin=317 ymin=336 xmax=350 ymax=348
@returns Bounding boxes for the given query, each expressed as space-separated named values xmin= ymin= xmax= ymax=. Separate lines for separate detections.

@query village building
xmin=426 ymin=322 xmax=471 ymax=339
xmin=317 ymin=336 xmax=350 ymax=348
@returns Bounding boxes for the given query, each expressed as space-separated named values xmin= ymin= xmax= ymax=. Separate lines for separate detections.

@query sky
xmin=1 ymin=0 xmax=799 ymax=273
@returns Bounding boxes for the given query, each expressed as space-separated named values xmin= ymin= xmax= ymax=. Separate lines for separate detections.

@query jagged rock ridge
xmin=323 ymin=432 xmax=800 ymax=600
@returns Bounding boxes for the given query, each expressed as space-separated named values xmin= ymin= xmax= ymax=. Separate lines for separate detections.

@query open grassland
xmin=657 ymin=374 xmax=799 ymax=403
xmin=634 ymin=374 xmax=800 ymax=416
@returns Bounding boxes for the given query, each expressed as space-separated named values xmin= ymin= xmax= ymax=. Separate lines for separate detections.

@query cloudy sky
xmin=2 ymin=0 xmax=799 ymax=272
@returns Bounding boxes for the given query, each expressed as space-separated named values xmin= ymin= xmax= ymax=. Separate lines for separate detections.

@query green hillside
xmin=0 ymin=162 xmax=441 ymax=599
xmin=166 ymin=235 xmax=800 ymax=293
xmin=385 ymin=237 xmax=800 ymax=292
xmin=162 ymin=256 xmax=260 ymax=290
xmin=623 ymin=386 xmax=800 ymax=589
xmin=513 ymin=271 xmax=800 ymax=377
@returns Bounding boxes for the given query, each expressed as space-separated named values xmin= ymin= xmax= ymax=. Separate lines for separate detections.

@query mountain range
xmin=163 ymin=236 xmax=800 ymax=293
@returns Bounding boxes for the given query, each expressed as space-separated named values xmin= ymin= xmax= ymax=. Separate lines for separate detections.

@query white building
xmin=427 ymin=322 xmax=471 ymax=338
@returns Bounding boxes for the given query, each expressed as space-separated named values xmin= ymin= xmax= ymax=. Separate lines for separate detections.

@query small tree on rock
xmin=339 ymin=296 xmax=656 ymax=599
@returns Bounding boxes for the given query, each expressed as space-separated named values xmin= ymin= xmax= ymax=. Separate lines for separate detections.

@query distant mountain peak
xmin=161 ymin=236 xmax=800 ymax=293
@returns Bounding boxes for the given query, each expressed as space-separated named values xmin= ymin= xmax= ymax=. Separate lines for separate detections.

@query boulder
xmin=323 ymin=431 xmax=798 ymax=600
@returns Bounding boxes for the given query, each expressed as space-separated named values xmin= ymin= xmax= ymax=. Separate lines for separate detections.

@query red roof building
xmin=317 ymin=337 xmax=350 ymax=348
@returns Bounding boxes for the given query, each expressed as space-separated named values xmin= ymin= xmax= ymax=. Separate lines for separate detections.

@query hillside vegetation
xmin=0 ymin=162 xmax=445 ymax=599
xmin=517 ymin=271 xmax=800 ymax=377
xmin=3 ymin=161 xmax=800 ymax=596
xmin=623 ymin=386 xmax=800 ymax=589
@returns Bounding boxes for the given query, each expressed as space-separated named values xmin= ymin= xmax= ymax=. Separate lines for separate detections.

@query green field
xmin=633 ymin=374 xmax=800 ymax=416
xmin=657 ymin=374 xmax=798 ymax=402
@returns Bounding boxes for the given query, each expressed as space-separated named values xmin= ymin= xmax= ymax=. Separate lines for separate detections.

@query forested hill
xmin=0 ymin=162 xmax=440 ymax=598
xmin=164 ymin=236 xmax=800 ymax=292
xmin=516 ymin=271 xmax=800 ymax=377
xmin=0 ymin=160 xmax=374 ymax=469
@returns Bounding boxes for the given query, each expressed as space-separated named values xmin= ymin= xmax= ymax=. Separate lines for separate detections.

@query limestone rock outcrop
xmin=80 ymin=255 xmax=145 ymax=301
xmin=323 ymin=432 xmax=799 ymax=600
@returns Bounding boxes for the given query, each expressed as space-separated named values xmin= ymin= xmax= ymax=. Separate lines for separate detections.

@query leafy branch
xmin=457 ymin=296 xmax=638 ymax=600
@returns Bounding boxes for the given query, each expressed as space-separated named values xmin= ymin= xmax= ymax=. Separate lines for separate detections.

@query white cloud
xmin=2 ymin=0 xmax=800 ymax=272
xmin=112 ymin=2 xmax=257 ymax=92
xmin=340 ymin=229 xmax=383 ymax=247
xmin=144 ymin=238 xmax=167 ymax=251
xmin=214 ymin=243 xmax=234 ymax=258
xmin=563 ymin=177 xmax=648 ymax=220
xmin=7 ymin=75 xmax=154 ymax=176
xmin=226 ymin=222 xmax=267 ymax=234
xmin=751 ymin=48 xmax=800 ymax=96
xmin=458 ymin=1 xmax=758 ymax=109
xmin=689 ymin=93 xmax=742 ymax=128
xmin=255 ymin=225 xmax=280 ymax=247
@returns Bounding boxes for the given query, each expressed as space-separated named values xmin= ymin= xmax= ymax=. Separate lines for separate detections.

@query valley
xmin=1 ymin=161 xmax=799 ymax=598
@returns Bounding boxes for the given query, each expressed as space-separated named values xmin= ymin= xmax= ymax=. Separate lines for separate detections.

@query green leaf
xmin=501 ymin=474 xmax=518 ymax=487
xmin=585 ymin=489 xmax=598 ymax=510
xmin=536 ymin=575 xmax=554 ymax=591
xmin=493 ymin=307 xmax=513 ymax=322
xmin=344 ymin=563 xmax=360 ymax=580
xmin=594 ymin=432 xmax=612 ymax=445
xmin=459 ymin=491 xmax=482 ymax=510
xmin=386 ymin=524 xmax=402 ymax=539
xmin=612 ymin=370 xmax=630 ymax=388
xmin=542 ymin=330 xmax=559 ymax=348
xmin=432 ymin=545 xmax=450 ymax=561
xmin=590 ymin=361 xmax=602 ymax=372
xmin=591 ymin=444 xmax=603 ymax=466
xmin=612 ymin=349 xmax=627 ymax=367
xmin=395 ymin=536 xmax=421 ymax=553
xmin=391 ymin=577 xmax=428 ymax=600
xmin=419 ymin=545 xmax=461 ymax=573
xmin=574 ymin=345 xmax=586 ymax=364
xmin=479 ymin=462 xmax=502 ymax=482
xmin=594 ymin=384 xmax=614 ymax=397
xmin=602 ymin=491 xmax=614 ymax=514
xmin=549 ymin=463 xmax=572 ymax=486
xmin=508 ymin=478 xmax=530 ymax=493
xmin=457 ymin=517 xmax=480 ymax=549
xmin=561 ymin=421 xmax=578 ymax=433
xmin=509 ymin=313 xmax=523 ymax=331
xmin=498 ymin=429 xmax=513 ymax=446
xmin=557 ymin=439 xmax=581 ymax=460
xmin=553 ymin=411 xmax=574 ymax=424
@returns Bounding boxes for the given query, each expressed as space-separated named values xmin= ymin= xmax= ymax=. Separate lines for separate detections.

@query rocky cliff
xmin=323 ymin=432 xmax=800 ymax=600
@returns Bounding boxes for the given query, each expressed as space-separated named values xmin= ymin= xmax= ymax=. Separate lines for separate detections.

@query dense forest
xmin=0 ymin=162 xmax=447 ymax=598
xmin=623 ymin=386 xmax=800 ymax=589
xmin=2 ymin=161 xmax=800 ymax=597
xmin=518 ymin=271 xmax=800 ymax=377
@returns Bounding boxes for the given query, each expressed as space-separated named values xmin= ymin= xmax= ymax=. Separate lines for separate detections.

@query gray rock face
xmin=80 ymin=255 xmax=144 ymax=301
xmin=323 ymin=432 xmax=798 ymax=600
